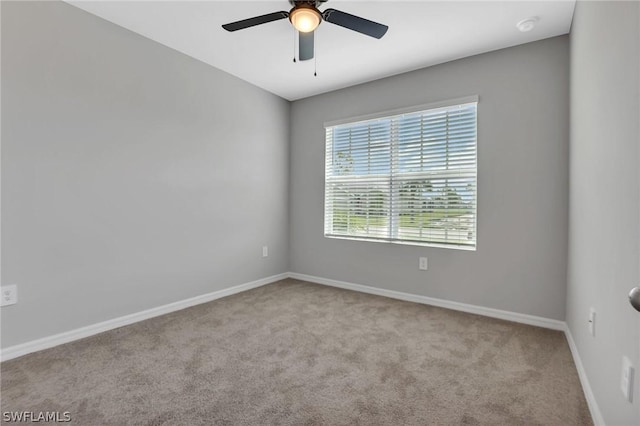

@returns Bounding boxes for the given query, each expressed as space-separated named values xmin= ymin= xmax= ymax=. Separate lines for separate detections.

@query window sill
xmin=324 ymin=234 xmax=477 ymax=251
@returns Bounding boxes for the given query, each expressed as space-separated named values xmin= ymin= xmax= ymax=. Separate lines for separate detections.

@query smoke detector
xmin=516 ymin=17 xmax=539 ymax=32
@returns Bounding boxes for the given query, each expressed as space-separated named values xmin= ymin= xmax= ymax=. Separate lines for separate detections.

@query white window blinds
xmin=324 ymin=99 xmax=477 ymax=249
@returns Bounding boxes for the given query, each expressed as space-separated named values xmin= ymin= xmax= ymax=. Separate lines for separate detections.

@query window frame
xmin=323 ymin=96 xmax=478 ymax=251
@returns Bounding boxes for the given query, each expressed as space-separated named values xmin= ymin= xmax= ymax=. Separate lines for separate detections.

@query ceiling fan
xmin=222 ymin=0 xmax=388 ymax=62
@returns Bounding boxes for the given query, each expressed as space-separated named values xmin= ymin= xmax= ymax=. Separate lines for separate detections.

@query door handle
xmin=629 ymin=287 xmax=640 ymax=312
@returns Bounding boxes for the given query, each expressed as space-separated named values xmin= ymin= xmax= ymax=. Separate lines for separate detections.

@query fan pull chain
xmin=292 ymin=28 xmax=297 ymax=63
xmin=314 ymin=31 xmax=317 ymax=76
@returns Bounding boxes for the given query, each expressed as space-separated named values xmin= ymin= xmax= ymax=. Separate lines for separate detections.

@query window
xmin=324 ymin=97 xmax=477 ymax=250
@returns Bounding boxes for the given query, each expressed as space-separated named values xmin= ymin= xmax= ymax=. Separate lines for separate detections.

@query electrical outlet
xmin=419 ymin=257 xmax=428 ymax=271
xmin=0 ymin=285 xmax=18 ymax=307
xmin=621 ymin=356 xmax=635 ymax=402
xmin=588 ymin=308 xmax=596 ymax=337
xmin=262 ymin=246 xmax=268 ymax=258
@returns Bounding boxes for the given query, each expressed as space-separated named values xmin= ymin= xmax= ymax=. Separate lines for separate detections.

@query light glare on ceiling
xmin=290 ymin=6 xmax=321 ymax=33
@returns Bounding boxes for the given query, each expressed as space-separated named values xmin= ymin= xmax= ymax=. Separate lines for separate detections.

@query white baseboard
xmin=288 ymin=272 xmax=565 ymax=331
xmin=0 ymin=273 xmax=288 ymax=362
xmin=564 ymin=324 xmax=605 ymax=426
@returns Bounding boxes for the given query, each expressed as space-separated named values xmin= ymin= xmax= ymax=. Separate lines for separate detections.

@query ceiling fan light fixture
xmin=290 ymin=5 xmax=321 ymax=33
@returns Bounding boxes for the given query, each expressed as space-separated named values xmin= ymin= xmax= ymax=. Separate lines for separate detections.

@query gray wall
xmin=290 ymin=37 xmax=570 ymax=320
xmin=1 ymin=1 xmax=290 ymax=348
xmin=567 ymin=1 xmax=640 ymax=424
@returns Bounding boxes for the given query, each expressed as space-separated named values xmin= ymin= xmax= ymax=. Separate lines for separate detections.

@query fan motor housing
xmin=289 ymin=0 xmax=325 ymax=7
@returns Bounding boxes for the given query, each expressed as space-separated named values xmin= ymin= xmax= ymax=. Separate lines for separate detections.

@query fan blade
xmin=322 ymin=8 xmax=388 ymax=39
xmin=299 ymin=31 xmax=314 ymax=61
xmin=222 ymin=11 xmax=289 ymax=32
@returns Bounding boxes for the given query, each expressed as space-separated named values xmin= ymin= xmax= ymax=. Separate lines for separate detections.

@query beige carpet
xmin=1 ymin=279 xmax=591 ymax=425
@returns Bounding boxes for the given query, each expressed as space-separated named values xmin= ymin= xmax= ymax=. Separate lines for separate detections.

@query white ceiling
xmin=67 ymin=1 xmax=575 ymax=101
